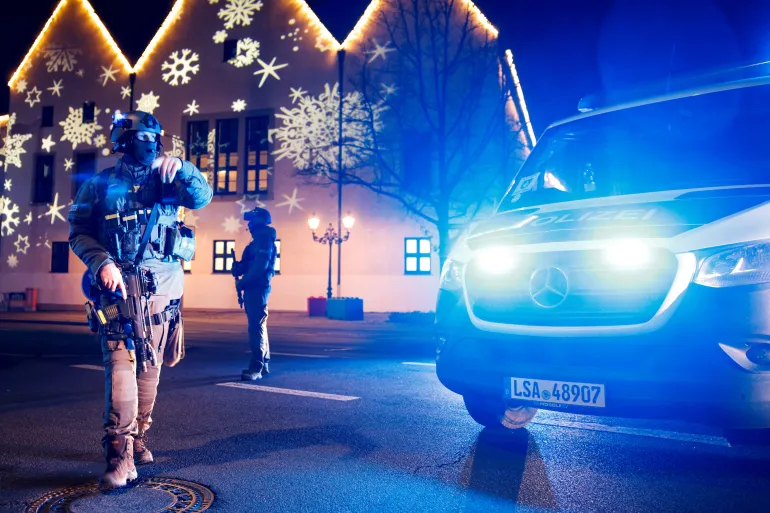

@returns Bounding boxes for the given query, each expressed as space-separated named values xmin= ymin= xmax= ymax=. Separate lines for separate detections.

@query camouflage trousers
xmin=100 ymin=295 xmax=171 ymax=462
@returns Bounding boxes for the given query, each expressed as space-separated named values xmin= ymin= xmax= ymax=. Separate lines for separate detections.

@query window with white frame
xmin=213 ymin=240 xmax=236 ymax=273
xmin=405 ymin=237 xmax=432 ymax=275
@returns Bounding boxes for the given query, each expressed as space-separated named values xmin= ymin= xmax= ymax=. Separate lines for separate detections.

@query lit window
xmin=405 ymin=237 xmax=432 ymax=275
xmin=245 ymin=116 xmax=270 ymax=194
xmin=274 ymin=239 xmax=281 ymax=274
xmin=214 ymin=119 xmax=238 ymax=195
xmin=213 ymin=240 xmax=236 ymax=273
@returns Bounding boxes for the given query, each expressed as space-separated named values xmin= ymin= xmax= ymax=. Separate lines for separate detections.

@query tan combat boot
xmin=134 ymin=433 xmax=154 ymax=465
xmin=100 ymin=437 xmax=138 ymax=490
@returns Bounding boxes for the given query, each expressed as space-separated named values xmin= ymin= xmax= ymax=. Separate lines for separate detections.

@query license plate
xmin=505 ymin=377 xmax=606 ymax=408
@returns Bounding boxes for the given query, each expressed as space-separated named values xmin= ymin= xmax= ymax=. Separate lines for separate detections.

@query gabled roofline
xmin=8 ymin=0 xmax=133 ymax=88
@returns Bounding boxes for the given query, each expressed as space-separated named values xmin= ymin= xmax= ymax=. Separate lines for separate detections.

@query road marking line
xmin=71 ymin=364 xmax=105 ymax=371
xmin=271 ymin=352 xmax=329 ymax=359
xmin=217 ymin=382 xmax=359 ymax=401
xmin=532 ymin=418 xmax=729 ymax=446
xmin=402 ymin=362 xmax=436 ymax=367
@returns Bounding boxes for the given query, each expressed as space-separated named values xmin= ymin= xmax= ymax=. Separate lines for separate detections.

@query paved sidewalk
xmin=0 ymin=309 xmax=435 ymax=333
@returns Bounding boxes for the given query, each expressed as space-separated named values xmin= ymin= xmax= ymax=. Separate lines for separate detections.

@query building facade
xmin=0 ymin=0 xmax=533 ymax=312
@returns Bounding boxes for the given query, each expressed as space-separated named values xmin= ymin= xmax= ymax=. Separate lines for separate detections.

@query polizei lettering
xmin=524 ymin=209 xmax=656 ymax=228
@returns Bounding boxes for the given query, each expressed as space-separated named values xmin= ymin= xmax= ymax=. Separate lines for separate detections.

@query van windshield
xmin=499 ymin=82 xmax=770 ymax=212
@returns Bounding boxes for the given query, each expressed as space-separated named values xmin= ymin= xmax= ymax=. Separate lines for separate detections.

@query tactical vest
xmin=99 ymin=163 xmax=195 ymax=264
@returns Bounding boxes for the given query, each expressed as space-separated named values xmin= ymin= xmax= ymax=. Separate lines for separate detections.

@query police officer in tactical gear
xmin=68 ymin=111 xmax=212 ymax=490
xmin=233 ymin=207 xmax=277 ymax=380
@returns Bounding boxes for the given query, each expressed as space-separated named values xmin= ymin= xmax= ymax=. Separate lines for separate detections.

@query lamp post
xmin=308 ymin=213 xmax=355 ymax=300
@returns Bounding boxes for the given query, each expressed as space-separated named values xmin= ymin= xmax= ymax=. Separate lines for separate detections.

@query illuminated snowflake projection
xmin=121 ymin=86 xmax=131 ymax=99
xmin=0 ymin=195 xmax=20 ymax=236
xmin=213 ymin=30 xmax=228 ymax=44
xmin=222 ymin=216 xmax=243 ymax=233
xmin=272 ymin=83 xmax=385 ymax=172
xmin=94 ymin=134 xmax=106 ymax=148
xmin=218 ymin=0 xmax=263 ymax=29
xmin=282 ymin=21 xmax=304 ymax=52
xmin=4 ymin=179 xmax=10 ymax=191
xmin=232 ymin=99 xmax=247 ymax=112
xmin=137 ymin=92 xmax=160 ymax=114
xmin=208 ymin=129 xmax=216 ymax=155
xmin=15 ymin=80 xmax=27 ymax=93
xmin=7 ymin=254 xmax=18 ymax=269
xmin=228 ymin=38 xmax=260 ymax=68
xmin=39 ymin=193 xmax=66 ymax=225
xmin=184 ymin=100 xmax=200 ymax=116
xmin=42 ymin=43 xmax=81 ymax=73
xmin=165 ymin=135 xmax=186 ymax=159
xmin=99 ymin=65 xmax=118 ymax=86
xmin=14 ymin=234 xmax=29 ymax=255
xmin=162 ymin=49 xmax=200 ymax=86
xmin=0 ymin=114 xmax=33 ymax=170
xmin=59 ymin=106 xmax=103 ymax=150
xmin=275 ymin=188 xmax=305 ymax=214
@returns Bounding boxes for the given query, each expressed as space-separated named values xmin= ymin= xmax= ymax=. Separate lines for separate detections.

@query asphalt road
xmin=0 ymin=319 xmax=769 ymax=512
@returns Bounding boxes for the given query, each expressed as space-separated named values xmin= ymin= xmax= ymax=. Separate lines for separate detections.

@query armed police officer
xmin=232 ymin=207 xmax=277 ymax=380
xmin=68 ymin=111 xmax=212 ymax=490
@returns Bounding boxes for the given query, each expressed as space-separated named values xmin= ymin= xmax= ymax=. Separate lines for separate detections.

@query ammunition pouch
xmin=164 ymin=224 xmax=196 ymax=262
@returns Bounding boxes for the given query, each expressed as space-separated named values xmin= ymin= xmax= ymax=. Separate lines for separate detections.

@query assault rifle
xmin=230 ymin=248 xmax=243 ymax=308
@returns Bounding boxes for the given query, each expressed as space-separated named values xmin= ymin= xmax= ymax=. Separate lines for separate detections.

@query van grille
xmin=465 ymin=249 xmax=679 ymax=327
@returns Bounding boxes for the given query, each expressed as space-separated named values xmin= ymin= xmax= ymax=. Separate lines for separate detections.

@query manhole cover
xmin=26 ymin=477 xmax=214 ymax=513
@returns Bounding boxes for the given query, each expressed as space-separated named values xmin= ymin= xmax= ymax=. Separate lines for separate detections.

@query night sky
xmin=1 ymin=0 xmax=770 ymax=134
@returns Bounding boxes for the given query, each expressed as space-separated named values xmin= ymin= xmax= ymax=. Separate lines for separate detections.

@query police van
xmin=435 ymin=76 xmax=770 ymax=443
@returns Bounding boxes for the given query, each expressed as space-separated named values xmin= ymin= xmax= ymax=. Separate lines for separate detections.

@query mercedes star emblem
xmin=529 ymin=266 xmax=569 ymax=308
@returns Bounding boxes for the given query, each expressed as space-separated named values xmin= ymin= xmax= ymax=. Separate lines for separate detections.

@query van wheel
xmin=724 ymin=428 xmax=770 ymax=446
xmin=463 ymin=394 xmax=538 ymax=430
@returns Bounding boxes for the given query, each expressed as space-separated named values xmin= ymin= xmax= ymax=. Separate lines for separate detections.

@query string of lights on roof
xmin=506 ymin=49 xmax=537 ymax=146
xmin=6 ymin=0 xmax=529 ymax=132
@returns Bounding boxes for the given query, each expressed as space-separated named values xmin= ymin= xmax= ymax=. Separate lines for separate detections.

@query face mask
xmin=130 ymin=137 xmax=157 ymax=166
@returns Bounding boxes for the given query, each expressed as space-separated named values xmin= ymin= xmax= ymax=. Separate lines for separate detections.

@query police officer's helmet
xmin=244 ymin=207 xmax=272 ymax=226
xmin=110 ymin=111 xmax=164 ymax=153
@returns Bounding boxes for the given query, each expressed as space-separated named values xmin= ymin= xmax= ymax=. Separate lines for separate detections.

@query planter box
xmin=326 ymin=297 xmax=364 ymax=321
xmin=307 ymin=297 xmax=327 ymax=317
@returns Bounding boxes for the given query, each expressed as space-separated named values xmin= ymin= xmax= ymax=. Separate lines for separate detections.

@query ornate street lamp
xmin=308 ymin=212 xmax=355 ymax=299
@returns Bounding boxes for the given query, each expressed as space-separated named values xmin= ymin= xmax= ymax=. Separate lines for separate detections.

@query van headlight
xmin=439 ymin=259 xmax=463 ymax=292
xmin=694 ymin=241 xmax=770 ymax=288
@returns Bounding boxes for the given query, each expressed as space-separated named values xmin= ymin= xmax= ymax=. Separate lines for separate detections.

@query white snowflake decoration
xmin=253 ymin=57 xmax=288 ymax=88
xmin=235 ymin=195 xmax=265 ymax=214
xmin=25 ymin=87 xmax=42 ymax=108
xmin=121 ymin=86 xmax=132 ymax=99
xmin=43 ymin=44 xmax=81 ymax=73
xmin=165 ymin=135 xmax=186 ymax=159
xmin=94 ymin=134 xmax=106 ymax=148
xmin=48 ymin=79 xmax=63 ymax=97
xmin=366 ymin=40 xmax=396 ymax=64
xmin=229 ymin=38 xmax=260 ymax=68
xmin=76 ymin=69 xmax=84 ymax=77
xmin=273 ymin=83 xmax=385 ymax=172
xmin=137 ymin=92 xmax=160 ymax=114
xmin=14 ymin=234 xmax=30 ymax=255
xmin=64 ymin=158 xmax=74 ymax=171
xmin=222 ymin=215 xmax=243 ymax=233
xmin=289 ymin=87 xmax=306 ymax=103
xmin=15 ymin=80 xmax=27 ymax=93
xmin=39 ymin=192 xmax=66 ymax=225
xmin=99 ymin=65 xmax=118 ymax=86
xmin=184 ymin=100 xmax=200 ymax=116
xmin=232 ymin=99 xmax=247 ymax=112
xmin=7 ymin=254 xmax=18 ymax=269
xmin=1 ymin=114 xmax=33 ymax=169
xmin=161 ymin=49 xmax=200 ymax=86
xmin=0 ymin=195 xmax=20 ymax=236
xmin=208 ymin=129 xmax=216 ymax=155
xmin=24 ymin=212 xmax=32 ymax=225
xmin=275 ymin=188 xmax=304 ymax=214
xmin=59 ymin=106 xmax=103 ymax=149
xmin=3 ymin=179 xmax=11 ymax=191
xmin=41 ymin=134 xmax=56 ymax=152
xmin=213 ymin=30 xmax=228 ymax=44
xmin=218 ymin=0 xmax=264 ymax=29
